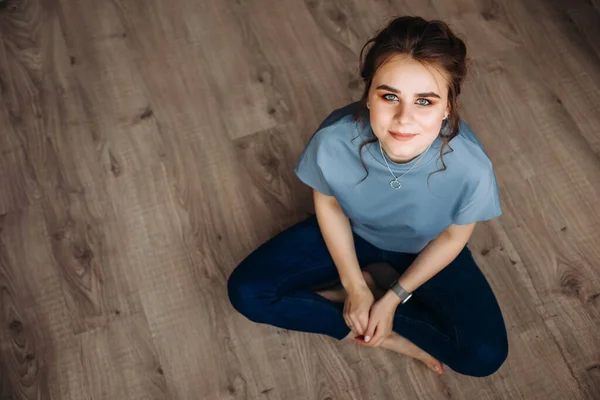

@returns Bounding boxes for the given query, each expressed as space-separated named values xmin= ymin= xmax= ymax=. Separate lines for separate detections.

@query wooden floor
xmin=1 ymin=0 xmax=600 ymax=398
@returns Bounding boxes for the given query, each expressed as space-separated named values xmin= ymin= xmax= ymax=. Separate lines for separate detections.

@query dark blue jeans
xmin=227 ymin=214 xmax=508 ymax=377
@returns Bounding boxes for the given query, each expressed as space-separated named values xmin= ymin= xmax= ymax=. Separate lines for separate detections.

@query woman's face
xmin=367 ymin=54 xmax=450 ymax=164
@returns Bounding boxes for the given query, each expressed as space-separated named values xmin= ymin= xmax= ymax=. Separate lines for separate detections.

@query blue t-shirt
xmin=294 ymin=102 xmax=502 ymax=253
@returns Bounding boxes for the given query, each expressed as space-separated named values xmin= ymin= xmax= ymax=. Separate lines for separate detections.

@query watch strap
xmin=389 ymin=281 xmax=412 ymax=304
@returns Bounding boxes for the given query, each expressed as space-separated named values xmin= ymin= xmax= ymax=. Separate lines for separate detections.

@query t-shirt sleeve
xmin=293 ymin=130 xmax=334 ymax=196
xmin=453 ymin=164 xmax=502 ymax=225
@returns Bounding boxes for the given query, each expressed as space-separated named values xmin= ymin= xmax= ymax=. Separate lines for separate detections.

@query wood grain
xmin=1 ymin=0 xmax=599 ymax=398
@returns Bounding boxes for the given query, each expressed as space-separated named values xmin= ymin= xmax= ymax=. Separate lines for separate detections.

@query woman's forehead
xmin=374 ymin=55 xmax=450 ymax=95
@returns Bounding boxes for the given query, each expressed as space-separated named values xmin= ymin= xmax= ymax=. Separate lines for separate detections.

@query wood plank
xmin=502 ymin=0 xmax=600 ymax=156
xmin=78 ymin=313 xmax=171 ymax=400
xmin=565 ymin=3 xmax=600 ymax=65
xmin=1 ymin=0 xmax=600 ymax=398
xmin=464 ymin=46 xmax=600 ymax=398
xmin=0 ymin=204 xmax=90 ymax=399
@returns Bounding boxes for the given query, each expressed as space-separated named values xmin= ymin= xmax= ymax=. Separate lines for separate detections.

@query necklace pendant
xmin=390 ymin=179 xmax=402 ymax=190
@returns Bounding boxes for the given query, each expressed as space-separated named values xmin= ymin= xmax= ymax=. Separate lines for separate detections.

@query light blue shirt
xmin=294 ymin=102 xmax=502 ymax=253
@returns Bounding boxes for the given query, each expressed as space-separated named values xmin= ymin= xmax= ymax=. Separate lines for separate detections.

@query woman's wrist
xmin=342 ymin=277 xmax=369 ymax=295
xmin=382 ymin=289 xmax=403 ymax=307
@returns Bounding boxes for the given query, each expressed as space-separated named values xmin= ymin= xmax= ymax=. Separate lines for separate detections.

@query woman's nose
xmin=394 ymin=105 xmax=412 ymax=124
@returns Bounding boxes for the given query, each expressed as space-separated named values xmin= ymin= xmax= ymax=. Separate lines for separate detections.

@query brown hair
xmin=351 ymin=16 xmax=468 ymax=183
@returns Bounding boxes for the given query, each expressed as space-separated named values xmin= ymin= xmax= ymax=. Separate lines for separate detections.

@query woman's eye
xmin=382 ymin=94 xmax=431 ymax=106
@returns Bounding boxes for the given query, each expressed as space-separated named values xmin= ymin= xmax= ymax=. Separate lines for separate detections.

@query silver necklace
xmin=379 ymin=140 xmax=433 ymax=190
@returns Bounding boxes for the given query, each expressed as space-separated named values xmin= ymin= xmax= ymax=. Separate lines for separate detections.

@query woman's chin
xmin=387 ymin=152 xmax=416 ymax=164
xmin=384 ymin=145 xmax=416 ymax=162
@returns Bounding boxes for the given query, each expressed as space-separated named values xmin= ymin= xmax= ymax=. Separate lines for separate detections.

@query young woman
xmin=228 ymin=16 xmax=508 ymax=377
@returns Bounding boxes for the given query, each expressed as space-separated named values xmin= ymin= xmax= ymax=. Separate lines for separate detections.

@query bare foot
xmin=316 ymin=273 xmax=442 ymax=374
xmin=380 ymin=331 xmax=444 ymax=374
xmin=315 ymin=270 xmax=385 ymax=303
xmin=342 ymin=328 xmax=443 ymax=375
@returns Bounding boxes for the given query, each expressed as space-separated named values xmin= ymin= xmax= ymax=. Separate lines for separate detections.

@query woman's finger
xmin=357 ymin=312 xmax=369 ymax=335
xmin=364 ymin=315 xmax=378 ymax=343
xmin=370 ymin=328 xmax=382 ymax=347
xmin=343 ymin=310 xmax=353 ymax=329
xmin=373 ymin=326 xmax=389 ymax=348
xmin=343 ymin=314 xmax=352 ymax=329
xmin=350 ymin=315 xmax=364 ymax=334
xmin=343 ymin=304 xmax=350 ymax=326
xmin=348 ymin=315 xmax=358 ymax=332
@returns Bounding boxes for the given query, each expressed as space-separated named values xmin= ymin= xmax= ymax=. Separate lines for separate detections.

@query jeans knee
xmin=227 ymin=267 xmax=264 ymax=321
xmin=466 ymin=337 xmax=509 ymax=377
xmin=227 ymin=268 xmax=249 ymax=312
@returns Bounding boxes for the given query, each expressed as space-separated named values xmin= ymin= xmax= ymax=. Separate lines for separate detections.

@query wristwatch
xmin=389 ymin=281 xmax=412 ymax=304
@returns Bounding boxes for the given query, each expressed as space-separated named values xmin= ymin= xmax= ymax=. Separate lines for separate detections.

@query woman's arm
xmin=313 ymin=189 xmax=368 ymax=294
xmin=382 ymin=222 xmax=476 ymax=307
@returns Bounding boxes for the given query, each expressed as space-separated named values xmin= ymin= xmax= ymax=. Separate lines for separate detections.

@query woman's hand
xmin=359 ymin=291 xmax=401 ymax=347
xmin=343 ymin=283 xmax=374 ymax=336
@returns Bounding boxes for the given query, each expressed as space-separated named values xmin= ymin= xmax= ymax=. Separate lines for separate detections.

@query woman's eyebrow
xmin=375 ymin=84 xmax=441 ymax=99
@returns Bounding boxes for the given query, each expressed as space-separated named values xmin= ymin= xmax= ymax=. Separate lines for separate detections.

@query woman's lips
xmin=389 ymin=131 xmax=418 ymax=141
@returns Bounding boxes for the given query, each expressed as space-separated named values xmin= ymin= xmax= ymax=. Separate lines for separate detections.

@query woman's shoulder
xmin=294 ymin=102 xmax=367 ymax=196
xmin=445 ymin=121 xmax=502 ymax=222
xmin=310 ymin=102 xmax=368 ymax=146
xmin=448 ymin=119 xmax=496 ymax=172
xmin=443 ymin=120 xmax=499 ymax=200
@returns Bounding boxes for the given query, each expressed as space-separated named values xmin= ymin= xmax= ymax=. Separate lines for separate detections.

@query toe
xmin=428 ymin=360 xmax=442 ymax=374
